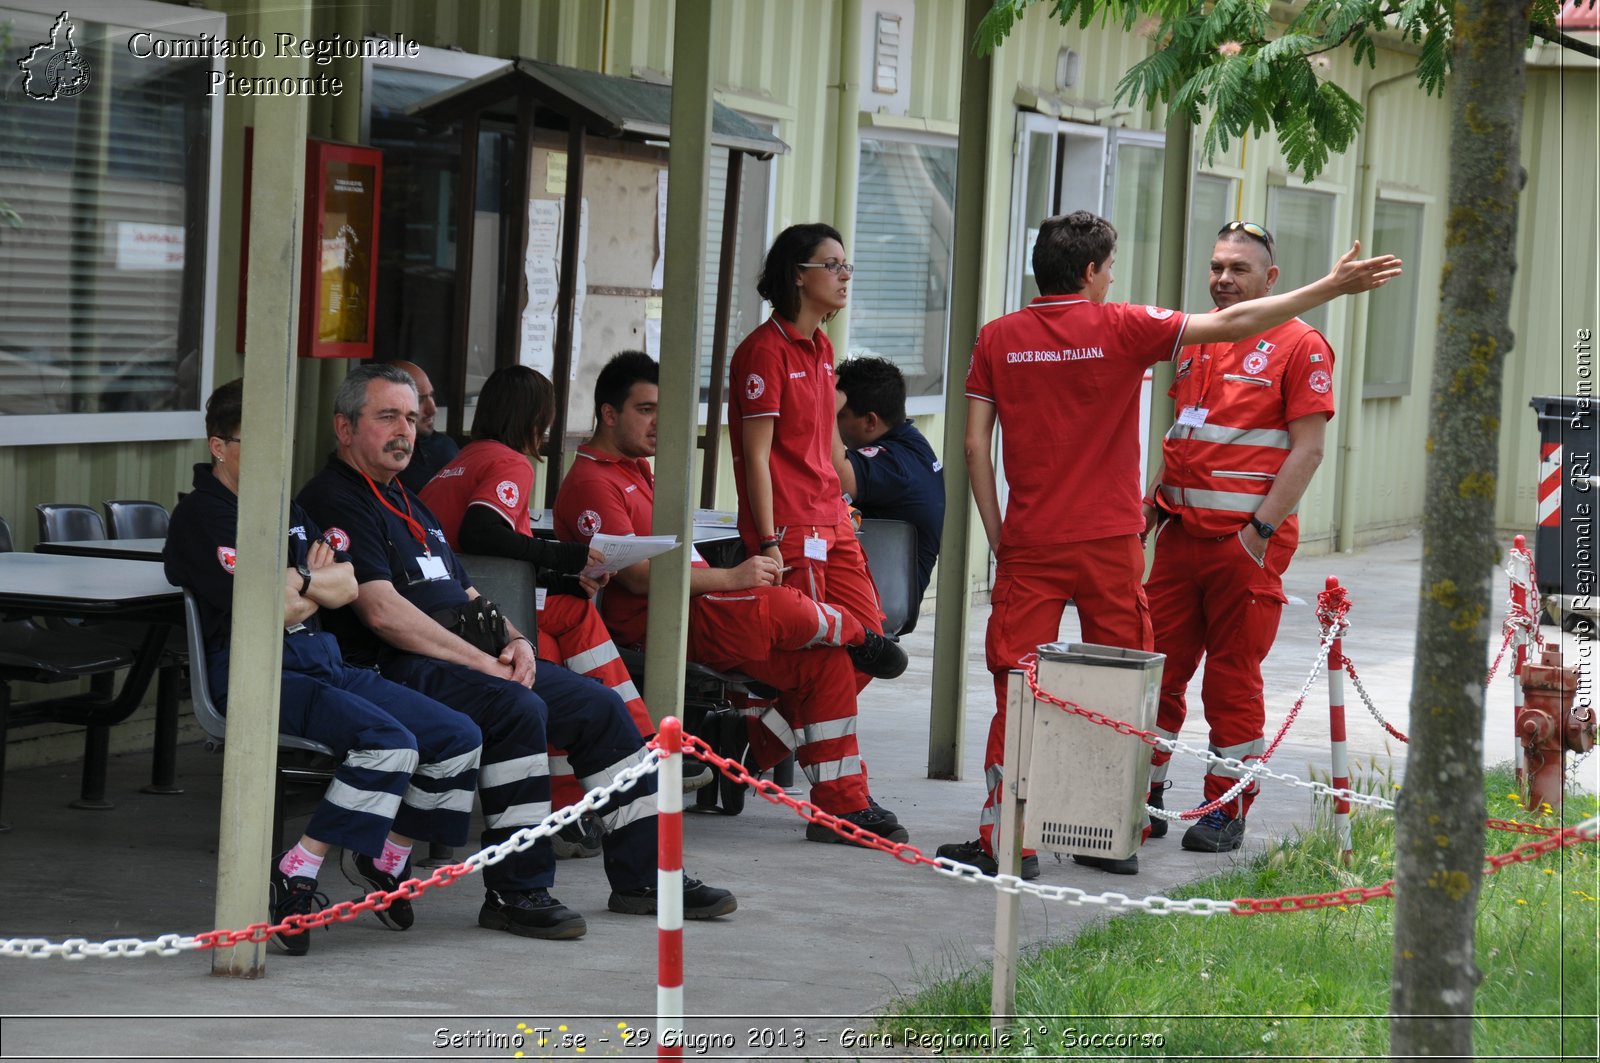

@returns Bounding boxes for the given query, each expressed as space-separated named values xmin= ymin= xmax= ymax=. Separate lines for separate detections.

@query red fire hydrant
xmin=1518 ymin=647 xmax=1597 ymax=813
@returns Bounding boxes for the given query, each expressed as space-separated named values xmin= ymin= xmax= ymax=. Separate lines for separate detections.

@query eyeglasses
xmin=215 ymin=436 xmax=241 ymax=445
xmin=797 ymin=260 xmax=855 ymax=277
xmin=1219 ymin=221 xmax=1275 ymax=261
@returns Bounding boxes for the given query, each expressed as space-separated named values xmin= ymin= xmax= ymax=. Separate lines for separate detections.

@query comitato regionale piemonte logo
xmin=18 ymin=11 xmax=92 ymax=101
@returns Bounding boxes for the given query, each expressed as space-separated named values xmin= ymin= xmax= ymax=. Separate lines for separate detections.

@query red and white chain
xmin=0 ymin=753 xmax=663 ymax=961
xmin=1487 ymin=546 xmax=1543 ymax=686
xmin=1338 ymin=656 xmax=1410 ymax=744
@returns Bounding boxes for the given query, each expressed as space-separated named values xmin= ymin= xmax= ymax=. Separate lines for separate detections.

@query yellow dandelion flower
xmin=1543 ymin=868 xmax=1555 ymax=875
xmin=1505 ymin=793 xmax=1521 ymax=801
xmin=1516 ymin=898 xmax=1528 ymax=905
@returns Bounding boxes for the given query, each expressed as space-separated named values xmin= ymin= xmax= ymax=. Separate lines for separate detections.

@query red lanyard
xmin=1186 ymin=348 xmax=1218 ymax=409
xmin=359 ymin=471 xmax=430 ymax=554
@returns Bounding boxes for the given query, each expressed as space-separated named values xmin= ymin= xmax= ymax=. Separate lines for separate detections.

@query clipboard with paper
xmin=581 ymin=533 xmax=680 ymax=578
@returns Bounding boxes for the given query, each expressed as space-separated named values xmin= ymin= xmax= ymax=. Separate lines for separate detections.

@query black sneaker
xmin=1072 ymin=853 xmax=1140 ymax=875
xmin=682 ymin=758 xmax=715 ymax=793
xmin=1182 ymin=809 xmax=1247 ymax=852
xmin=805 ymin=804 xmax=911 ymax=847
xmin=608 ymin=875 xmax=737 ymax=919
xmin=1147 ymin=783 xmax=1169 ymax=840
xmin=269 ymin=859 xmax=329 ymax=956
xmin=552 ymin=811 xmax=604 ymax=860
xmin=934 ymin=838 xmax=1041 ymax=880
xmin=847 ymin=630 xmax=909 ymax=680
xmin=341 ymin=850 xmax=414 ymax=931
xmin=478 ymin=889 xmax=588 ymax=940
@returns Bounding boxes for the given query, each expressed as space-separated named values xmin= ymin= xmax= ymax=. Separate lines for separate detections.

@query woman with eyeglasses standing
xmin=725 ymin=224 xmax=911 ymax=838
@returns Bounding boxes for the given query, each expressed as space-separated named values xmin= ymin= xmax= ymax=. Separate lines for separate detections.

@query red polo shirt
xmin=965 ymin=296 xmax=1189 ymax=547
xmin=553 ymin=443 xmax=660 ymax=647
xmin=419 ymin=439 xmax=533 ymax=547
xmin=728 ymin=316 xmax=848 ymax=535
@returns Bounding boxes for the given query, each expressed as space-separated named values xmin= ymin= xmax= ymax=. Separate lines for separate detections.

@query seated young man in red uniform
xmin=553 ymin=350 xmax=911 ymax=846
xmin=940 ymin=210 xmax=1400 ymax=879
xmin=1141 ymin=222 xmax=1337 ymax=853
xmin=419 ymin=365 xmax=712 ymax=843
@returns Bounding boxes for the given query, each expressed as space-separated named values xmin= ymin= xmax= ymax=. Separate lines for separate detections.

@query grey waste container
xmin=1529 ymin=395 xmax=1599 ymax=607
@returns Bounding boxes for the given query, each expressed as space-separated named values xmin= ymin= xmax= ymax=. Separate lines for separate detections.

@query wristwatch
xmin=296 ymin=562 xmax=312 ymax=596
xmin=1249 ymin=517 xmax=1276 ymax=540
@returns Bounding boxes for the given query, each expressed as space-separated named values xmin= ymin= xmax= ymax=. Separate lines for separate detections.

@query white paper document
xmin=582 ymin=533 xmax=679 ymax=578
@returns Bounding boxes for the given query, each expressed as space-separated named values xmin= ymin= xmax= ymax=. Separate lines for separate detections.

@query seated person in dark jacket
xmin=164 ymin=378 xmax=483 ymax=957
xmin=393 ymin=360 xmax=460 ymax=495
xmin=833 ymin=356 xmax=946 ymax=616
xmin=297 ymin=363 xmax=736 ymax=939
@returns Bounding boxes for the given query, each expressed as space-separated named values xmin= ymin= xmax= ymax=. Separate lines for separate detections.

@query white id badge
xmin=535 ymin=587 xmax=548 ymax=612
xmin=417 ymin=554 xmax=449 ymax=581
xmin=1178 ymin=405 xmax=1210 ymax=428
xmin=803 ymin=535 xmax=828 ymax=562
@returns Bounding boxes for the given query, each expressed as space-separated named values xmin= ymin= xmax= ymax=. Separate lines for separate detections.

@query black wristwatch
xmin=296 ymin=562 xmax=312 ymax=596
xmin=1249 ymin=517 xmax=1276 ymax=540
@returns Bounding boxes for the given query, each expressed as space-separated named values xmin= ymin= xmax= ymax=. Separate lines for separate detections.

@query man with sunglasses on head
xmin=1140 ymin=221 xmax=1335 ymax=855
xmin=940 ymin=210 xmax=1399 ymax=880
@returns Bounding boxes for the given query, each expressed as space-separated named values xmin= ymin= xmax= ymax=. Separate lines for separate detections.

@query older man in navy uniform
xmin=297 ymin=363 xmax=735 ymax=939
xmin=165 ymin=378 xmax=483 ymax=956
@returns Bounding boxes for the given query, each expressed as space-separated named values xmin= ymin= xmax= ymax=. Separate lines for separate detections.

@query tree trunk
xmin=1389 ymin=2 xmax=1528 ymax=1058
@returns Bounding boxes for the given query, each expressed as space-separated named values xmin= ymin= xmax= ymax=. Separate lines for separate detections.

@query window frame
xmin=848 ymin=124 xmax=958 ymax=416
xmin=1362 ymin=190 xmax=1430 ymax=400
xmin=1265 ymin=182 xmax=1341 ymax=334
xmin=0 ymin=0 xmax=225 ymax=446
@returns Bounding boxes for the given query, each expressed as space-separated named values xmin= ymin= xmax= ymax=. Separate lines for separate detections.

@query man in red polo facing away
xmin=938 ymin=210 xmax=1399 ymax=879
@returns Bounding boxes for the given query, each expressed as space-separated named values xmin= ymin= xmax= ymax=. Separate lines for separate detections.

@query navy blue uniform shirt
xmin=164 ymin=462 xmax=342 ymax=656
xmin=845 ymin=419 xmax=945 ymax=600
xmin=398 ymin=430 xmax=461 ymax=495
xmin=296 ymin=456 xmax=474 ymax=662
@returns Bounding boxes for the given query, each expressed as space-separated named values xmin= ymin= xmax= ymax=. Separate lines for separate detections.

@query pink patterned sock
xmin=278 ymin=843 xmax=324 ymax=881
xmin=375 ymin=839 xmax=412 ymax=877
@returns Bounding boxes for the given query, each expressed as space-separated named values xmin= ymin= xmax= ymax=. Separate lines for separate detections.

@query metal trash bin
xmin=1530 ymin=396 xmax=1599 ymax=628
xmin=1022 ymin=641 xmax=1164 ymax=861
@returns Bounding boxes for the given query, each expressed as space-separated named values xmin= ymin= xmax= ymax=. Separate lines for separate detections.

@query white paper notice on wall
xmin=644 ymin=297 xmax=663 ymax=360
xmin=572 ymin=197 xmax=588 ymax=381
xmin=652 ymin=169 xmax=668 ymax=291
xmin=520 ymin=199 xmax=562 ymax=377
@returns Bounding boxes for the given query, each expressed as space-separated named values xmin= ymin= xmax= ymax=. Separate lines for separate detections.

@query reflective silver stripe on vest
xmin=1164 ymin=422 xmax=1291 ymax=450
xmin=1161 ymin=483 xmax=1275 ymax=515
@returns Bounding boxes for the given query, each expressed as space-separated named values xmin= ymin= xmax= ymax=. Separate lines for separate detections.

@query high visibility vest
xmin=1157 ymin=317 xmax=1333 ymax=549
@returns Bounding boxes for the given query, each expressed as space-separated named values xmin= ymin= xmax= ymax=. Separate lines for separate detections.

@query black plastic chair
xmin=35 ymin=503 xmax=106 ymax=544
xmin=181 ymin=591 xmax=337 ymax=853
xmin=0 ymin=516 xmax=137 ymax=829
xmin=858 ymin=518 xmax=921 ymax=637
xmin=103 ymin=500 xmax=170 ymax=540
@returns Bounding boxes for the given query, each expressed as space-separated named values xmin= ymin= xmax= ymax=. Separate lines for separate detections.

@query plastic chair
xmin=103 ymin=500 xmax=170 ymax=540
xmin=35 ymin=503 xmax=106 ymax=544
xmin=181 ymin=591 xmax=337 ymax=852
xmin=857 ymin=518 xmax=921 ymax=637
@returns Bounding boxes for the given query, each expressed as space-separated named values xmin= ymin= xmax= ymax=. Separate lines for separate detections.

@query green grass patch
xmin=884 ymin=767 xmax=1598 ymax=1059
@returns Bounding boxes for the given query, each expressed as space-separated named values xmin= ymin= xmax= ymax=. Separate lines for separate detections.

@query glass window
xmin=1363 ymin=198 xmax=1425 ymax=398
xmin=1186 ymin=174 xmax=1237 ymax=312
xmin=0 ymin=0 xmax=222 ymax=445
xmin=848 ymin=134 xmax=957 ymax=400
xmin=1107 ymin=133 xmax=1164 ymax=305
xmin=1266 ymin=185 xmax=1337 ymax=333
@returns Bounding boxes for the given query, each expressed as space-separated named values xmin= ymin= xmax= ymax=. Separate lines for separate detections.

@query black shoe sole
xmin=805 ymin=822 xmax=910 ymax=846
xmin=1072 ymin=854 xmax=1139 ymax=875
xmin=1148 ymin=817 xmax=1168 ymax=839
xmin=682 ymin=763 xmax=715 ymax=793
xmin=269 ymin=932 xmax=310 ymax=957
xmin=339 ymin=849 xmax=413 ymax=931
xmin=1181 ymin=833 xmax=1245 ymax=853
xmin=478 ymin=908 xmax=588 ymax=940
xmin=608 ymin=892 xmax=739 ymax=919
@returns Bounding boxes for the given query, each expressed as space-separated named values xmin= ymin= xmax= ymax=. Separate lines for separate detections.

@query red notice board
xmin=299 ymin=140 xmax=383 ymax=359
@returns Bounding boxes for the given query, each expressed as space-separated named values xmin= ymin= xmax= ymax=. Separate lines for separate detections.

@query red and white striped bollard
xmin=1326 ymin=576 xmax=1353 ymax=866
xmin=1509 ymin=534 xmax=1531 ymax=786
xmin=656 ymin=716 xmax=684 ymax=1060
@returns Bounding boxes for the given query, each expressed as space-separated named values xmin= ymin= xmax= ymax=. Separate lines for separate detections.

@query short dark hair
xmin=594 ymin=350 xmax=658 ymax=422
xmin=835 ymin=356 xmax=906 ymax=425
xmin=757 ymin=222 xmax=843 ymax=322
xmin=471 ymin=365 xmax=555 ymax=459
xmin=334 ymin=363 xmax=415 ymax=425
xmin=1033 ymin=211 xmax=1117 ymax=295
xmin=205 ymin=378 xmax=243 ymax=440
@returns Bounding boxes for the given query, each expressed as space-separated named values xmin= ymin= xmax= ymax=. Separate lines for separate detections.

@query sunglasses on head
xmin=1219 ymin=220 xmax=1275 ymax=261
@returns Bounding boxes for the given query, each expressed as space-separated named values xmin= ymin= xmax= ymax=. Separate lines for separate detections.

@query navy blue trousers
xmin=381 ymin=655 xmax=657 ymax=894
xmin=210 ymin=631 xmax=482 ymax=857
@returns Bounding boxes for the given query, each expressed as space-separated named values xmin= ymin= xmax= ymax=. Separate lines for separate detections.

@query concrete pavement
xmin=0 ymin=533 xmax=1589 ymax=1061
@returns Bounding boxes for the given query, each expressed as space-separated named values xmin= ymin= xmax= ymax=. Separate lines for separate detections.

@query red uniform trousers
xmin=685 ymin=583 xmax=872 ymax=814
xmin=1144 ymin=518 xmax=1290 ymax=816
xmin=979 ymin=535 xmax=1152 ymax=858
xmin=773 ymin=518 xmax=886 ymax=653
xmin=536 ymin=594 xmax=656 ymax=810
